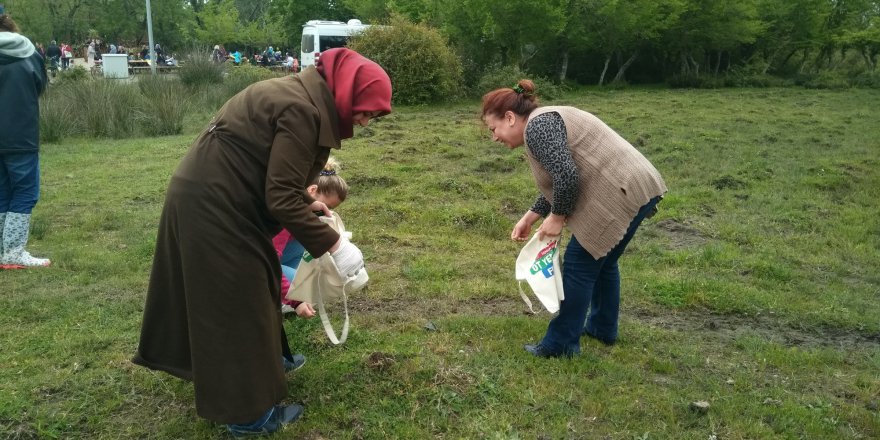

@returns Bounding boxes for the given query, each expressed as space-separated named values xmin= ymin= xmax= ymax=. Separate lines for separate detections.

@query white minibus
xmin=300 ymin=19 xmax=370 ymax=68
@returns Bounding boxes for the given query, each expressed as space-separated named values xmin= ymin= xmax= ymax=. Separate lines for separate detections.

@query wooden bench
xmin=130 ymin=65 xmax=180 ymax=74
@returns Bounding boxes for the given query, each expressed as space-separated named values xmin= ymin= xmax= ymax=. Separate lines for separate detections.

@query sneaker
xmin=282 ymin=354 xmax=306 ymax=373
xmin=523 ymin=343 xmax=572 ymax=358
xmin=227 ymin=404 xmax=303 ymax=437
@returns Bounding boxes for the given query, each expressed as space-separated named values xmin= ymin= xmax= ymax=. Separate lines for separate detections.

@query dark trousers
xmin=540 ymin=196 xmax=660 ymax=354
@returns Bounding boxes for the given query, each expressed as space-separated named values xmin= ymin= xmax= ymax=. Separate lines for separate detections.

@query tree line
xmin=7 ymin=0 xmax=879 ymax=86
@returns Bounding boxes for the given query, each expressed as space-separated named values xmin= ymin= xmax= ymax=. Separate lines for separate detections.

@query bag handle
xmin=518 ymin=281 xmax=537 ymax=314
xmin=313 ymin=267 xmax=351 ymax=345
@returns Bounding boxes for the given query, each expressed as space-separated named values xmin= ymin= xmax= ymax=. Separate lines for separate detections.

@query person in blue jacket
xmin=0 ymin=11 xmax=51 ymax=269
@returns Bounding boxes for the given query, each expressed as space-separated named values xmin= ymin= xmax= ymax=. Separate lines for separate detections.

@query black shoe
xmin=524 ymin=343 xmax=563 ymax=358
xmin=227 ymin=404 xmax=304 ymax=437
xmin=283 ymin=354 xmax=306 ymax=373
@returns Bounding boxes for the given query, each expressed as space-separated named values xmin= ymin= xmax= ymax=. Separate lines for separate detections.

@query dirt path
xmin=345 ymin=296 xmax=880 ymax=351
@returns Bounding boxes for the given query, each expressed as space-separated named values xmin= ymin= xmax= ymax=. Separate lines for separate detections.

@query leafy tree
xmin=838 ymin=12 xmax=880 ymax=70
xmin=591 ymin=0 xmax=685 ymax=85
xmin=194 ymin=0 xmax=239 ymax=46
xmin=8 ymin=0 xmax=96 ymax=44
xmin=348 ymin=14 xmax=462 ymax=104
xmin=754 ymin=0 xmax=831 ymax=73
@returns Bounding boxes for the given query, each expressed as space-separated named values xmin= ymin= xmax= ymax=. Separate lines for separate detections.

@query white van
xmin=300 ymin=19 xmax=370 ymax=68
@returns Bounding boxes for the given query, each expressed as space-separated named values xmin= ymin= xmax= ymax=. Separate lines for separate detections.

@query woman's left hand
xmin=537 ymin=213 xmax=566 ymax=240
xmin=308 ymin=200 xmax=332 ymax=217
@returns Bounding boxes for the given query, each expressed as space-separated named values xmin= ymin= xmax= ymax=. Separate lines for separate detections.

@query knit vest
xmin=524 ymin=106 xmax=667 ymax=259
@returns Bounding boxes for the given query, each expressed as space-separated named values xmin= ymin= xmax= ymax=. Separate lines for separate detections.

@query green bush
xmin=224 ymin=64 xmax=282 ymax=98
xmin=56 ymin=65 xmax=90 ymax=84
xmin=348 ymin=15 xmax=463 ymax=105
xmin=39 ymin=91 xmax=79 ymax=143
xmin=724 ymin=72 xmax=789 ymax=88
xmin=69 ymin=80 xmax=144 ymax=138
xmin=475 ymin=64 xmax=564 ymax=100
xmin=39 ymin=76 xmax=191 ymax=141
xmin=849 ymin=71 xmax=880 ymax=88
xmin=137 ymin=76 xmax=188 ymax=136
xmin=179 ymin=48 xmax=226 ymax=87
xmin=798 ymin=71 xmax=851 ymax=89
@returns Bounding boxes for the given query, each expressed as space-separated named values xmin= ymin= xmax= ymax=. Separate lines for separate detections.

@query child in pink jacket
xmin=276 ymin=158 xmax=349 ymax=316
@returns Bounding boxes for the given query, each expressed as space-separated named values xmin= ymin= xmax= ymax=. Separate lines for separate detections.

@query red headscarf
xmin=316 ymin=48 xmax=392 ymax=139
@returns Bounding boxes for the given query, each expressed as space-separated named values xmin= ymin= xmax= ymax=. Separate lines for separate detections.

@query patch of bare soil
xmin=645 ymin=218 xmax=709 ymax=249
xmin=346 ymin=296 xmax=880 ymax=351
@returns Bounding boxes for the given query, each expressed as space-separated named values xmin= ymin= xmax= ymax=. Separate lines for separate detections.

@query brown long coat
xmin=133 ymin=67 xmax=342 ymax=424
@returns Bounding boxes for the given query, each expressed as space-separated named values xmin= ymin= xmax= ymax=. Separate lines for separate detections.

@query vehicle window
xmin=301 ymin=34 xmax=315 ymax=53
xmin=319 ymin=35 xmax=349 ymax=52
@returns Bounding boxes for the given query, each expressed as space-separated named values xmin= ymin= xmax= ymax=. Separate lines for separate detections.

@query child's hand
xmin=295 ymin=302 xmax=316 ymax=318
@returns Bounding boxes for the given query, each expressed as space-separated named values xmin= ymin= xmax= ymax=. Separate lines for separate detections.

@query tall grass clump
xmin=137 ymin=75 xmax=188 ymax=136
xmin=39 ymin=76 xmax=192 ymax=142
xmin=475 ymin=64 xmax=563 ymax=99
xmin=39 ymin=91 xmax=80 ymax=143
xmin=223 ymin=64 xmax=281 ymax=98
xmin=55 ymin=65 xmax=90 ymax=85
xmin=40 ymin=80 xmax=144 ymax=139
xmin=349 ymin=14 xmax=462 ymax=105
xmin=178 ymin=48 xmax=226 ymax=87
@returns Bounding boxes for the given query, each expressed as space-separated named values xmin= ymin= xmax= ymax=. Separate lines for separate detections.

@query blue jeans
xmin=0 ymin=152 xmax=41 ymax=214
xmin=280 ymin=240 xmax=305 ymax=282
xmin=540 ymin=196 xmax=661 ymax=354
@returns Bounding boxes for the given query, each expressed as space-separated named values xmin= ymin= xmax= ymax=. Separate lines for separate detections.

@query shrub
xmin=667 ymin=74 xmax=705 ymax=88
xmin=666 ymin=74 xmax=727 ymax=89
xmin=224 ymin=64 xmax=281 ymax=98
xmin=39 ymin=91 xmax=79 ymax=143
xmin=137 ymin=76 xmax=189 ymax=136
xmin=849 ymin=71 xmax=880 ymax=88
xmin=179 ymin=48 xmax=226 ymax=87
xmin=475 ymin=64 xmax=564 ymax=100
xmin=39 ymin=76 xmax=191 ymax=141
xmin=56 ymin=65 xmax=90 ymax=84
xmin=348 ymin=15 xmax=463 ymax=105
xmin=724 ymin=72 xmax=789 ymax=88
xmin=799 ymin=71 xmax=851 ymax=89
xmin=68 ymin=80 xmax=144 ymax=138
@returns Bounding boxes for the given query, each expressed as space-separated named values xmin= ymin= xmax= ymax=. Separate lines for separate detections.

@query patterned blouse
xmin=524 ymin=111 xmax=579 ymax=217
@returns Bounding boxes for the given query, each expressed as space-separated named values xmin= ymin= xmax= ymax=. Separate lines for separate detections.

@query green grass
xmin=2 ymin=88 xmax=879 ymax=439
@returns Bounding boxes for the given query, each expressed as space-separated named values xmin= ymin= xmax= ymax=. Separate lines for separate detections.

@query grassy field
xmin=1 ymin=87 xmax=878 ymax=439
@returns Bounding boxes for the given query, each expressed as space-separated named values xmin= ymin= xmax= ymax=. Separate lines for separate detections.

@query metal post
xmin=146 ymin=0 xmax=156 ymax=75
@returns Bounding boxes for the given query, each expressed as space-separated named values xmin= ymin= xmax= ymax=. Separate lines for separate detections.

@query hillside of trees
xmin=7 ymin=0 xmax=879 ymax=87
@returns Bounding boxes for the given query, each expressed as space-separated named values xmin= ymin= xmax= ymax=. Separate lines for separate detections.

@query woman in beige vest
xmin=481 ymin=80 xmax=667 ymax=357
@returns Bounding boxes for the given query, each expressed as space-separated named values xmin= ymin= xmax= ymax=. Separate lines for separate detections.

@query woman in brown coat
xmin=133 ymin=48 xmax=391 ymax=435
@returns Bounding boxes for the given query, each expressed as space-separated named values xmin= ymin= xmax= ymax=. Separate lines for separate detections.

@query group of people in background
xmin=35 ymin=40 xmax=74 ymax=70
xmin=219 ymin=44 xmax=299 ymax=72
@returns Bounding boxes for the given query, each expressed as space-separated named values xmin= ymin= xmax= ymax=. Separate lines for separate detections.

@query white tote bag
xmin=515 ymin=233 xmax=564 ymax=314
xmin=286 ymin=212 xmax=367 ymax=344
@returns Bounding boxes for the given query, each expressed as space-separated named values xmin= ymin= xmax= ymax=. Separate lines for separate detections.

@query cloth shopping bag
xmin=286 ymin=212 xmax=365 ymax=344
xmin=515 ymin=233 xmax=564 ymax=313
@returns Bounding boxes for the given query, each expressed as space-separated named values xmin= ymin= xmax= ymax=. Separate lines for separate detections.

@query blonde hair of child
xmin=315 ymin=156 xmax=348 ymax=202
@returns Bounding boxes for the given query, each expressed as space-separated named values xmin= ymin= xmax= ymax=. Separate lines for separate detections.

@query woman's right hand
xmin=307 ymin=200 xmax=332 ymax=217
